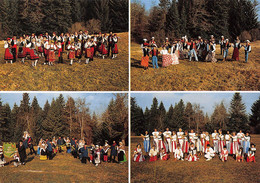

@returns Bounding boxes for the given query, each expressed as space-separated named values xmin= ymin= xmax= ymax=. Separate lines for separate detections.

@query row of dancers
xmin=132 ymin=128 xmax=256 ymax=162
xmin=140 ymin=35 xmax=252 ymax=69
xmin=3 ymin=31 xmax=119 ymax=67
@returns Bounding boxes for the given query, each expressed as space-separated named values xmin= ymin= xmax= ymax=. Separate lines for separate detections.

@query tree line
xmin=131 ymin=0 xmax=259 ymax=44
xmin=0 ymin=0 xmax=128 ymax=39
xmin=0 ymin=93 xmax=128 ymax=145
xmin=131 ymin=93 xmax=260 ymax=135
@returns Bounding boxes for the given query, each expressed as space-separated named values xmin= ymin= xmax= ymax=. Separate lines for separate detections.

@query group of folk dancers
xmin=3 ymin=31 xmax=119 ymax=67
xmin=133 ymin=128 xmax=256 ymax=163
xmin=140 ymin=35 xmax=252 ymax=69
xmin=0 ymin=131 xmax=126 ymax=167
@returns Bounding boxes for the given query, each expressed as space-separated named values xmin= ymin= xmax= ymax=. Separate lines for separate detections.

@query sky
xmin=137 ymin=0 xmax=260 ymax=20
xmin=131 ymin=92 xmax=260 ymax=115
xmin=0 ymin=93 xmax=122 ymax=115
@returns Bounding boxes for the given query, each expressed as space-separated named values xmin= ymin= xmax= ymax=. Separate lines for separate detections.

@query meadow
xmin=131 ymin=135 xmax=260 ymax=183
xmin=131 ymin=41 xmax=260 ymax=91
xmin=0 ymin=32 xmax=129 ymax=91
xmin=0 ymin=148 xmax=128 ymax=183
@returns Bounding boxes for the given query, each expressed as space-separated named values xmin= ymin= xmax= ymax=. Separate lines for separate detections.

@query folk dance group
xmin=140 ymin=35 xmax=252 ymax=70
xmin=133 ymin=128 xmax=256 ymax=163
xmin=3 ymin=31 xmax=119 ymax=67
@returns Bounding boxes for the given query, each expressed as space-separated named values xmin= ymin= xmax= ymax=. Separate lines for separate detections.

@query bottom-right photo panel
xmin=131 ymin=92 xmax=259 ymax=183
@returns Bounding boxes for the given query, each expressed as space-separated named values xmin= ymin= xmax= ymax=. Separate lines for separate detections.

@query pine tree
xmin=131 ymin=97 xmax=145 ymax=135
xmin=70 ymin=0 xmax=82 ymax=23
xmin=65 ymin=97 xmax=78 ymax=137
xmin=18 ymin=93 xmax=31 ymax=136
xmin=148 ymin=97 xmax=160 ymax=131
xmin=249 ymin=96 xmax=260 ymax=134
xmin=3 ymin=104 xmax=12 ymax=142
xmin=211 ymin=101 xmax=228 ymax=130
xmin=94 ymin=0 xmax=111 ymax=32
xmin=12 ymin=103 xmax=20 ymax=142
xmin=172 ymin=99 xmax=186 ymax=130
xmin=31 ymin=96 xmax=42 ymax=142
xmin=228 ymin=93 xmax=249 ymax=132
xmin=164 ymin=104 xmax=174 ymax=129
xmin=158 ymin=101 xmax=166 ymax=130
xmin=165 ymin=0 xmax=180 ymax=38
xmin=184 ymin=102 xmax=194 ymax=130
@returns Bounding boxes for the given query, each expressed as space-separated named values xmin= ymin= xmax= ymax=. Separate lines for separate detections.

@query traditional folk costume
xmin=75 ymin=41 xmax=82 ymax=62
xmin=204 ymin=135 xmax=210 ymax=153
xmin=158 ymin=134 xmax=165 ymax=153
xmin=174 ymin=147 xmax=184 ymax=161
xmin=163 ymin=130 xmax=172 ymax=153
xmin=164 ymin=38 xmax=171 ymax=51
xmin=243 ymin=135 xmax=250 ymax=154
xmin=11 ymin=37 xmax=18 ymax=63
xmin=143 ymin=134 xmax=151 ymax=153
xmin=48 ymin=44 xmax=56 ymax=65
xmin=187 ymin=146 xmax=199 ymax=162
xmin=195 ymin=136 xmax=202 ymax=153
xmin=150 ymin=48 xmax=159 ymax=69
xmin=149 ymin=148 xmax=158 ymax=162
xmin=171 ymin=134 xmax=177 ymax=153
xmin=4 ymin=39 xmax=14 ymax=63
xmin=177 ymin=131 xmax=184 ymax=150
xmin=223 ymin=40 xmax=231 ymax=61
xmin=18 ymin=38 xmax=27 ymax=63
xmin=244 ymin=41 xmax=251 ymax=63
xmin=40 ymin=142 xmax=47 ymax=161
xmin=110 ymin=142 xmax=118 ymax=163
xmin=117 ymin=145 xmax=127 ymax=163
xmin=232 ymin=40 xmax=241 ymax=61
xmin=84 ymin=40 xmax=92 ymax=64
xmin=212 ymin=132 xmax=219 ymax=154
xmin=140 ymin=41 xmax=150 ymax=69
xmin=103 ymin=142 xmax=110 ymax=162
xmin=13 ymin=153 xmax=21 ymax=167
xmin=79 ymin=146 xmax=89 ymax=164
xmin=189 ymin=41 xmax=198 ymax=61
xmin=160 ymin=149 xmax=169 ymax=161
xmin=237 ymin=132 xmax=244 ymax=149
xmin=101 ymin=35 xmax=108 ymax=59
xmin=220 ymin=148 xmax=228 ymax=161
xmin=230 ymin=135 xmax=239 ymax=155
xmin=219 ymin=36 xmax=225 ymax=55
xmin=200 ymin=133 xmax=206 ymax=153
xmin=67 ymin=43 xmax=75 ymax=65
xmin=189 ymin=132 xmax=196 ymax=145
xmin=57 ymin=42 xmax=63 ymax=63
xmin=37 ymin=35 xmax=44 ymax=57
xmin=133 ymin=147 xmax=145 ymax=162
xmin=93 ymin=146 xmax=101 ymax=166
xmin=18 ymin=143 xmax=27 ymax=164
xmin=205 ymin=43 xmax=217 ymax=62
xmin=29 ymin=41 xmax=39 ymax=67
xmin=152 ymin=131 xmax=159 ymax=152
xmin=236 ymin=148 xmax=243 ymax=162
xmin=205 ymin=146 xmax=215 ymax=161
xmin=112 ymin=35 xmax=118 ymax=59
xmin=25 ymin=39 xmax=32 ymax=56
xmin=43 ymin=40 xmax=50 ymax=64
xmin=218 ymin=133 xmax=225 ymax=153
xmin=247 ymin=146 xmax=256 ymax=162
xmin=182 ymin=134 xmax=189 ymax=154
xmin=0 ymin=146 xmax=5 ymax=167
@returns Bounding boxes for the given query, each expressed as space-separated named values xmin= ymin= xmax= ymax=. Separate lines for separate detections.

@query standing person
xmin=37 ymin=34 xmax=44 ymax=57
xmin=107 ymin=32 xmax=113 ymax=57
xmin=75 ymin=40 xmax=82 ymax=63
xmin=90 ymin=37 xmax=96 ymax=61
xmin=189 ymin=39 xmax=198 ymax=62
xmin=230 ymin=132 xmax=239 ymax=156
xmin=101 ymin=33 xmax=108 ymax=59
xmin=112 ymin=34 xmax=118 ymax=59
xmin=43 ymin=38 xmax=50 ymax=64
xmin=212 ymin=130 xmax=219 ymax=154
xmin=182 ymin=131 xmax=190 ymax=156
xmin=140 ymin=39 xmax=150 ymax=70
xmin=18 ymin=140 xmax=27 ymax=165
xmin=205 ymin=41 xmax=217 ymax=62
xmin=171 ymin=131 xmax=177 ymax=154
xmin=18 ymin=37 xmax=27 ymax=63
xmin=237 ymin=130 xmax=244 ymax=149
xmin=46 ymin=139 xmax=53 ymax=160
xmin=117 ymin=142 xmax=127 ymax=164
xmin=225 ymin=131 xmax=232 ymax=154
xmin=103 ymin=141 xmax=110 ymax=162
xmin=218 ymin=130 xmax=225 ymax=153
xmin=232 ymin=36 xmax=241 ymax=61
xmin=4 ymin=38 xmax=14 ymax=64
xmin=40 ymin=140 xmax=47 ymax=161
xmin=79 ymin=144 xmax=89 ymax=164
xmin=110 ymin=141 xmax=118 ymax=163
xmin=29 ymin=39 xmax=39 ymax=67
xmin=243 ymin=40 xmax=251 ymax=63
xmin=219 ymin=36 xmax=225 ymax=55
xmin=141 ymin=131 xmax=150 ymax=154
xmin=200 ymin=131 xmax=206 ymax=154
xmin=163 ymin=128 xmax=172 ymax=153
xmin=133 ymin=144 xmax=145 ymax=162
xmin=48 ymin=41 xmax=56 ymax=65
xmin=84 ymin=38 xmax=92 ymax=64
xmin=152 ymin=129 xmax=159 ymax=152
xmin=93 ymin=145 xmax=101 ymax=166
xmin=243 ymin=132 xmax=251 ymax=154
xmin=11 ymin=36 xmax=18 ymax=63
xmin=57 ymin=41 xmax=63 ymax=64
xmin=164 ymin=38 xmax=171 ymax=51
xmin=149 ymin=37 xmax=157 ymax=49
xmin=177 ymin=128 xmax=184 ymax=150
xmin=223 ymin=39 xmax=231 ymax=61
xmin=150 ymin=46 xmax=159 ymax=69
xmin=204 ymin=132 xmax=210 ymax=153
xmin=68 ymin=42 xmax=76 ymax=65
xmin=27 ymin=135 xmax=36 ymax=155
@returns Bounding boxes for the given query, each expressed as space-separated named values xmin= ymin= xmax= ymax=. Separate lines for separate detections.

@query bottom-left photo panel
xmin=0 ymin=92 xmax=128 ymax=183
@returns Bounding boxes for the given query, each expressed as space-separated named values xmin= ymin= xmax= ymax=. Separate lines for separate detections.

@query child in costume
xmin=149 ymin=145 xmax=158 ymax=162
xmin=174 ymin=144 xmax=184 ymax=161
xmin=133 ymin=144 xmax=145 ymax=162
xmin=236 ymin=147 xmax=244 ymax=162
xmin=160 ymin=148 xmax=169 ymax=161
xmin=247 ymin=143 xmax=256 ymax=162
xmin=220 ymin=145 xmax=228 ymax=162
xmin=187 ymin=143 xmax=198 ymax=162
xmin=205 ymin=144 xmax=215 ymax=161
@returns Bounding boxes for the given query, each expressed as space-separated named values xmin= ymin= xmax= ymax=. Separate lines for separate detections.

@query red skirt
xmin=4 ymin=48 xmax=13 ymax=60
xmin=101 ymin=44 xmax=108 ymax=55
xmin=38 ymin=47 xmax=43 ymax=53
xmin=44 ymin=49 xmax=49 ymax=56
xmin=30 ymin=49 xmax=39 ymax=60
xmin=69 ymin=51 xmax=75 ymax=59
xmin=26 ymin=48 xmax=31 ymax=55
xmin=98 ymin=44 xmax=102 ymax=52
xmin=149 ymin=156 xmax=158 ymax=162
xmin=161 ymin=154 xmax=169 ymax=161
xmin=141 ymin=56 xmax=149 ymax=67
xmin=182 ymin=141 xmax=189 ymax=153
xmin=90 ymin=47 xmax=95 ymax=58
xmin=18 ymin=47 xmax=26 ymax=58
xmin=75 ymin=49 xmax=81 ymax=57
xmin=85 ymin=48 xmax=92 ymax=58
xmin=232 ymin=48 xmax=239 ymax=61
xmin=48 ymin=50 xmax=55 ymax=62
xmin=112 ymin=43 xmax=118 ymax=54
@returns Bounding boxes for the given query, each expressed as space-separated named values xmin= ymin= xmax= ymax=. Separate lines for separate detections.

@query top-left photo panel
xmin=0 ymin=0 xmax=129 ymax=91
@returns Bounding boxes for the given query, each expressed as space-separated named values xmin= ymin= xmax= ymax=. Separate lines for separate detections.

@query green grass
xmin=130 ymin=135 xmax=260 ymax=183
xmin=0 ymin=32 xmax=129 ymax=91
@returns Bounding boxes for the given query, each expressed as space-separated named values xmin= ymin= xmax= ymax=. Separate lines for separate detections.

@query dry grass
xmin=130 ymin=135 xmax=260 ymax=183
xmin=131 ymin=41 xmax=260 ymax=91
xmin=0 ymin=32 xmax=129 ymax=91
xmin=0 ymin=148 xmax=128 ymax=183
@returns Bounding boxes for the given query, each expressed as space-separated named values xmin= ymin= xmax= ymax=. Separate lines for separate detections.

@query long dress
xmin=230 ymin=135 xmax=239 ymax=155
xmin=118 ymin=145 xmax=126 ymax=163
xmin=133 ymin=148 xmax=145 ymax=162
xmin=243 ymin=136 xmax=250 ymax=154
xmin=141 ymin=47 xmax=149 ymax=67
xmin=232 ymin=42 xmax=241 ymax=61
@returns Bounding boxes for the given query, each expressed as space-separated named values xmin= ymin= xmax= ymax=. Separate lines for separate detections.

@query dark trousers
xmin=58 ymin=56 xmax=63 ymax=63
xmin=107 ymin=44 xmax=112 ymax=57
xmin=110 ymin=155 xmax=117 ymax=163
xmin=81 ymin=157 xmax=87 ymax=164
xmin=47 ymin=150 xmax=52 ymax=160
xmin=29 ymin=145 xmax=36 ymax=155
xmin=12 ymin=48 xmax=17 ymax=62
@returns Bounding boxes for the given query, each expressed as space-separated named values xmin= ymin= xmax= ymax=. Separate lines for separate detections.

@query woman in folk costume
xmin=160 ymin=148 xmax=169 ymax=161
xmin=140 ymin=39 xmax=150 ymax=70
xmin=204 ymin=132 xmax=210 ymax=153
xmin=37 ymin=34 xmax=44 ymax=57
xmin=18 ymin=140 xmax=27 ymax=164
xmin=117 ymin=142 xmax=127 ymax=164
xmin=163 ymin=128 xmax=172 ymax=153
xmin=205 ymin=41 xmax=217 ymax=62
xmin=141 ymin=131 xmax=150 ymax=154
xmin=247 ymin=143 xmax=256 ymax=162
xmin=237 ymin=130 xmax=244 ymax=149
xmin=212 ymin=130 xmax=219 ymax=154
xmin=67 ymin=42 xmax=76 ymax=65
xmin=232 ymin=36 xmax=241 ymax=61
xmin=101 ymin=33 xmax=108 ymax=59
xmin=171 ymin=131 xmax=177 ymax=154
xmin=75 ymin=40 xmax=82 ymax=63
xmin=103 ymin=140 xmax=110 ymax=162
xmin=243 ymin=40 xmax=251 ymax=63
xmin=48 ymin=41 xmax=56 ymax=65
xmin=43 ymin=37 xmax=50 ymax=64
xmin=56 ymin=41 xmax=63 ymax=64
xmin=37 ymin=138 xmax=43 ymax=155
xmin=220 ymin=145 xmax=228 ymax=162
xmin=177 ymin=128 xmax=184 ymax=150
xmin=219 ymin=36 xmax=225 ymax=55
xmin=218 ymin=129 xmax=225 ymax=153
xmin=4 ymin=38 xmax=14 ymax=64
xmin=243 ymin=132 xmax=251 ymax=154
xmin=230 ymin=132 xmax=239 ymax=156
xmin=149 ymin=145 xmax=158 ymax=162
xmin=223 ymin=39 xmax=231 ymax=61
xmin=40 ymin=140 xmax=47 ymax=161
xmin=225 ymin=131 xmax=231 ymax=154
xmin=84 ymin=38 xmax=92 ymax=64
xmin=152 ymin=129 xmax=159 ymax=152
xmin=0 ymin=145 xmax=6 ymax=167
xmin=205 ymin=144 xmax=215 ymax=161
xmin=189 ymin=129 xmax=196 ymax=145
xmin=182 ymin=131 xmax=190 ymax=155
xmin=174 ymin=144 xmax=184 ymax=161
xmin=29 ymin=38 xmax=39 ymax=67
xmin=25 ymin=37 xmax=32 ymax=56
xmin=161 ymin=46 xmax=170 ymax=67
xmin=236 ymin=147 xmax=244 ymax=162
xmin=187 ymin=143 xmax=199 ymax=162
xmin=112 ymin=34 xmax=119 ymax=59
xmin=133 ymin=144 xmax=145 ymax=162
xmin=200 ymin=131 xmax=206 ymax=153
xmin=90 ymin=37 xmax=96 ymax=61
xmin=157 ymin=132 xmax=165 ymax=152
xmin=18 ymin=37 xmax=27 ymax=63
xmin=93 ymin=145 xmax=101 ymax=166
xmin=196 ymin=133 xmax=203 ymax=155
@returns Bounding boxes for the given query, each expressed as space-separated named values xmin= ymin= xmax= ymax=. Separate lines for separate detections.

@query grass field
xmin=131 ymin=135 xmax=260 ymax=183
xmin=131 ymin=41 xmax=260 ymax=91
xmin=0 ymin=148 xmax=128 ymax=183
xmin=0 ymin=32 xmax=129 ymax=91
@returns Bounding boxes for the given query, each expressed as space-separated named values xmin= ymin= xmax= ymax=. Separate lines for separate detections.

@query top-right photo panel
xmin=131 ymin=0 xmax=260 ymax=91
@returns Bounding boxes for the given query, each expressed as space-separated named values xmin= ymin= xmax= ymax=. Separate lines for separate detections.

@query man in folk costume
xmin=110 ymin=141 xmax=118 ymax=163
xmin=232 ymin=36 xmax=241 ymax=61
xmin=4 ymin=38 xmax=14 ymax=64
xmin=187 ymin=143 xmax=199 ymax=162
xmin=164 ymin=37 xmax=171 ymax=51
xmin=149 ymin=37 xmax=157 ymax=49
xmin=219 ymin=36 xmax=225 ymax=55
xmin=150 ymin=45 xmax=159 ymax=69
xmin=101 ymin=33 xmax=108 ymax=59
xmin=84 ymin=38 xmax=92 ymax=64
xmin=140 ymin=39 xmax=150 ymax=70
xmin=163 ymin=128 xmax=172 ymax=153
xmin=18 ymin=37 xmax=27 ymax=63
xmin=177 ymin=128 xmax=184 ymax=150
xmin=223 ymin=39 xmax=231 ymax=61
xmin=36 ymin=34 xmax=44 ymax=57
xmin=152 ymin=129 xmax=160 ymax=152
xmin=210 ymin=35 xmax=215 ymax=44
xmin=198 ymin=36 xmax=204 ymax=59
xmin=18 ymin=140 xmax=27 ymax=165
xmin=79 ymin=144 xmax=90 ymax=164
xmin=107 ymin=32 xmax=114 ymax=57
xmin=46 ymin=139 xmax=53 ymax=160
xmin=48 ymin=41 xmax=56 ymax=65
xmin=243 ymin=40 xmax=251 ymax=63
xmin=90 ymin=37 xmax=96 ymax=61
xmin=27 ymin=135 xmax=37 ymax=155
xmin=45 ymin=32 xmax=51 ymax=41
xmin=188 ymin=39 xmax=198 ymax=61
xmin=30 ymin=33 xmax=37 ymax=42
xmin=43 ymin=37 xmax=50 ymax=64
xmin=220 ymin=145 xmax=228 ymax=162
xmin=11 ymin=36 xmax=18 ymax=63
xmin=57 ymin=41 xmax=63 ymax=64
xmin=112 ymin=34 xmax=119 ymax=59
xmin=200 ymin=132 xmax=206 ymax=153
xmin=174 ymin=144 xmax=184 ymax=161
xmin=237 ymin=130 xmax=244 ymax=149
xmin=171 ymin=131 xmax=177 ymax=153
xmin=225 ymin=131 xmax=231 ymax=154
xmin=218 ymin=129 xmax=225 ymax=153
xmin=230 ymin=132 xmax=239 ymax=156
xmin=189 ymin=129 xmax=196 ymax=145
xmin=75 ymin=40 xmax=82 ymax=63
xmin=182 ymin=131 xmax=190 ymax=156
xmin=212 ymin=130 xmax=219 ymax=154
